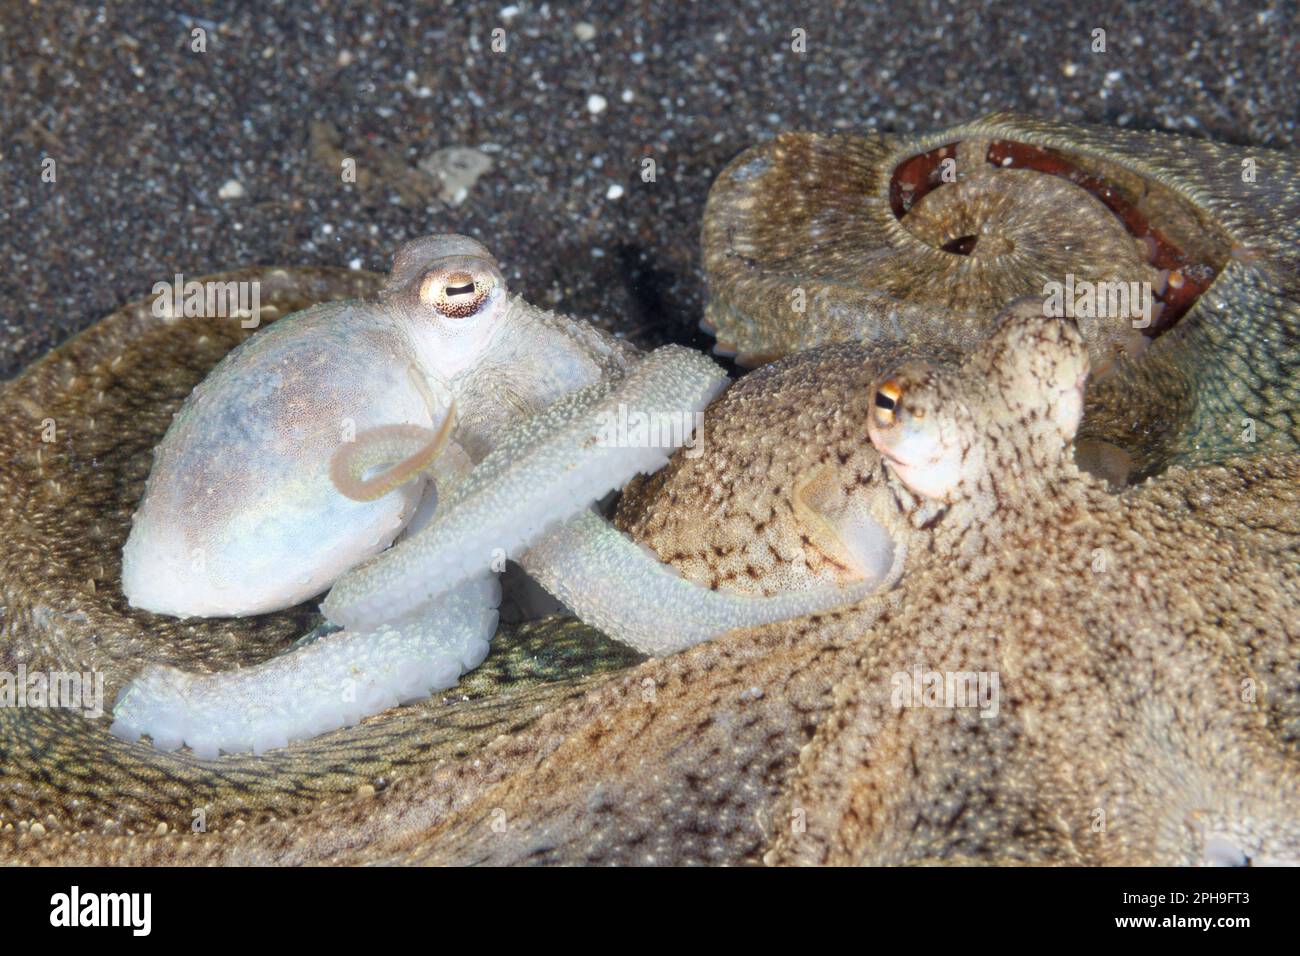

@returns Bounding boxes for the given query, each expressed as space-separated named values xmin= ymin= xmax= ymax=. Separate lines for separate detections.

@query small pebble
xmin=419 ymin=147 xmax=494 ymax=207
xmin=574 ymin=22 xmax=597 ymax=42
xmin=587 ymin=93 xmax=607 ymax=115
xmin=218 ymin=179 xmax=245 ymax=200
xmin=606 ymin=183 xmax=624 ymax=200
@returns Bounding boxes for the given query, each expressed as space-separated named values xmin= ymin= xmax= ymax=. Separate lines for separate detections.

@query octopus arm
xmin=330 ymin=410 xmax=457 ymax=502
xmin=522 ymin=509 xmax=904 ymax=656
xmin=110 ymin=347 xmax=727 ymax=756
xmin=110 ymin=574 xmax=500 ymax=758
xmin=323 ymin=346 xmax=731 ymax=630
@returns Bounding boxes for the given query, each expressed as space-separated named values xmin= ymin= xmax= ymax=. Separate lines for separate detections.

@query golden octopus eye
xmin=873 ymin=379 xmax=902 ymax=427
xmin=420 ymin=269 xmax=493 ymax=318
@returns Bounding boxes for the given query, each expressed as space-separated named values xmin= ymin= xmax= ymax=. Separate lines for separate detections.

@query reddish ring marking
xmin=887 ymin=139 xmax=1217 ymax=336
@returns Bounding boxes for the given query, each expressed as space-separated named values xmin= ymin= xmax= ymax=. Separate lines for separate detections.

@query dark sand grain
xmin=1 ymin=0 xmax=1295 ymax=377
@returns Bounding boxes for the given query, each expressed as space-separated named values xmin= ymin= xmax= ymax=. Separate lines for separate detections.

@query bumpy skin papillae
xmin=703 ymin=112 xmax=1300 ymax=473
xmin=613 ymin=341 xmax=952 ymax=596
xmin=522 ymin=508 xmax=901 ymax=656
xmin=112 ymin=237 xmax=750 ymax=757
xmin=323 ymin=345 xmax=731 ymax=631
xmin=110 ymin=574 xmax=502 ymax=759
xmin=8 ymin=302 xmax=1299 ymax=865
xmin=766 ymin=307 xmax=1300 ymax=866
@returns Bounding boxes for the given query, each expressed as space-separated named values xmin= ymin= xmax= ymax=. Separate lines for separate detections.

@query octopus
xmin=769 ymin=304 xmax=1300 ymax=865
xmin=1 ymin=264 xmax=653 ymax=839
xmin=0 ymin=234 xmax=883 ymax=842
xmin=2 ymin=114 xmax=1297 ymax=865
xmin=8 ymin=304 xmax=1296 ymax=865
xmin=701 ymin=111 xmax=1300 ymax=476
xmin=103 ymin=232 xmax=722 ymax=757
xmin=102 ymin=233 xmax=882 ymax=759
xmin=398 ymin=306 xmax=1300 ymax=866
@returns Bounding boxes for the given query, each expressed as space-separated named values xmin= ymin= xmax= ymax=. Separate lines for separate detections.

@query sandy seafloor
xmin=0 ymin=0 xmax=1296 ymax=378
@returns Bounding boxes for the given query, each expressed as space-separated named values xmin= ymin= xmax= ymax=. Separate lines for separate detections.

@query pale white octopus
xmin=112 ymin=235 xmax=892 ymax=758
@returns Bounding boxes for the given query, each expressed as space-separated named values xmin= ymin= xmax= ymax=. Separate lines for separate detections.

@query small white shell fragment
xmin=419 ymin=147 xmax=494 ymax=207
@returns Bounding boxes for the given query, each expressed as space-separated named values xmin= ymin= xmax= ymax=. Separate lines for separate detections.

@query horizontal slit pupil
xmin=446 ymin=282 xmax=476 ymax=296
xmin=875 ymin=393 xmax=896 ymax=410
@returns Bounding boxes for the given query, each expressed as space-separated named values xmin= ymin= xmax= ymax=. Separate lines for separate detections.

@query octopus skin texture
xmin=5 ymin=303 xmax=1297 ymax=865
xmin=109 ymin=234 xmax=747 ymax=758
xmin=702 ymin=112 xmax=1300 ymax=476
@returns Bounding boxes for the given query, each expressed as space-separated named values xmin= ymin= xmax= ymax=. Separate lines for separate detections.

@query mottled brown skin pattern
xmin=2 ymin=315 xmax=944 ymax=865
xmin=703 ymin=112 xmax=1300 ymax=475
xmin=615 ymin=342 xmax=951 ymax=596
xmin=770 ymin=312 xmax=1300 ymax=865
xmin=5 ymin=622 xmax=852 ymax=865
xmin=5 ymin=305 xmax=1297 ymax=865
xmin=382 ymin=614 xmax=876 ymax=865
xmin=1139 ymin=455 xmax=1300 ymax=569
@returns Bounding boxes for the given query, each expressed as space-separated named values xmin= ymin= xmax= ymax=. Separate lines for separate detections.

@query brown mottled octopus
xmin=8 ymin=302 xmax=1296 ymax=865
xmin=701 ymin=112 xmax=1300 ymax=477
xmin=4 ymin=115 xmax=1298 ymax=866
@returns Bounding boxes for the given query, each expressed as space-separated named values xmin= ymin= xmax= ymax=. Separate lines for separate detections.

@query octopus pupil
xmin=445 ymin=282 xmax=476 ymax=297
xmin=875 ymin=392 xmax=896 ymax=410
xmin=941 ymin=235 xmax=978 ymax=255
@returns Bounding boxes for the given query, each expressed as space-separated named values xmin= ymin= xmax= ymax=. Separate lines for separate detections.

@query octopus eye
xmin=873 ymin=379 xmax=902 ymax=427
xmin=419 ymin=269 xmax=494 ymax=319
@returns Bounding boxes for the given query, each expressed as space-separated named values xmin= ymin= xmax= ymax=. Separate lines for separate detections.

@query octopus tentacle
xmin=703 ymin=113 xmax=1300 ymax=474
xmin=329 ymin=406 xmax=457 ymax=503
xmin=521 ymin=509 xmax=904 ymax=656
xmin=323 ymin=345 xmax=730 ymax=631
xmin=110 ymin=346 xmax=728 ymax=755
xmin=109 ymin=573 xmax=501 ymax=758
